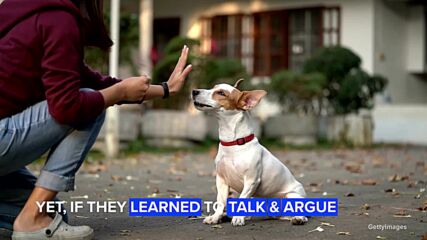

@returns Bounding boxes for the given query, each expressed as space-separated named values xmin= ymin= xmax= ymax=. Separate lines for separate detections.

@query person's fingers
xmin=173 ymin=45 xmax=188 ymax=74
xmin=145 ymin=77 xmax=152 ymax=84
xmin=179 ymin=64 xmax=193 ymax=80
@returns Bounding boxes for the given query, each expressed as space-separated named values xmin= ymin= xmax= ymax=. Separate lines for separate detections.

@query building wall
xmin=154 ymin=0 xmax=427 ymax=145
xmin=373 ymin=0 xmax=427 ymax=104
xmin=154 ymin=0 xmax=376 ymax=73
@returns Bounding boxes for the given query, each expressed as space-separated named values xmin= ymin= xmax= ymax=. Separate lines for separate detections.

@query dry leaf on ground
xmin=308 ymin=226 xmax=324 ymax=233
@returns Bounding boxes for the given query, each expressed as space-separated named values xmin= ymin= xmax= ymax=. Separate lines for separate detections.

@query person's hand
xmin=167 ymin=45 xmax=193 ymax=96
xmin=118 ymin=75 xmax=150 ymax=102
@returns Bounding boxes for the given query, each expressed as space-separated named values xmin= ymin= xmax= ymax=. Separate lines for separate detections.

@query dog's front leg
xmin=231 ymin=172 xmax=261 ymax=226
xmin=203 ymin=176 xmax=229 ymax=224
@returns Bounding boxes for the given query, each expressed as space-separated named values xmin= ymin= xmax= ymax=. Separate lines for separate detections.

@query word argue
xmin=227 ymin=198 xmax=338 ymax=216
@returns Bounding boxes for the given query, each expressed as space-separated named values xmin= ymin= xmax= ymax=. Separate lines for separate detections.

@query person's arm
xmin=38 ymin=10 xmax=106 ymax=127
xmin=100 ymin=76 xmax=149 ymax=107
xmin=90 ymin=45 xmax=192 ymax=104
xmin=81 ymin=64 xmax=122 ymax=90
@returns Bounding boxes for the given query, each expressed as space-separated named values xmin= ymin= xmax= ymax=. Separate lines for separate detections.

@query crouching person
xmin=0 ymin=0 xmax=192 ymax=239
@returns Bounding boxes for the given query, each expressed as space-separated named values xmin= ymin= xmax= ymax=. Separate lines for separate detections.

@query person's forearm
xmin=100 ymin=83 xmax=125 ymax=107
xmin=142 ymin=85 xmax=165 ymax=100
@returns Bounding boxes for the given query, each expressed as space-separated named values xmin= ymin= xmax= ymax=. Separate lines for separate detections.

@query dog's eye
xmin=217 ymin=91 xmax=226 ymax=96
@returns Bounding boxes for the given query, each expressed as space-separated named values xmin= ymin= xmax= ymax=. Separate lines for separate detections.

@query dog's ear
xmin=233 ymin=78 xmax=244 ymax=89
xmin=237 ymin=90 xmax=267 ymax=110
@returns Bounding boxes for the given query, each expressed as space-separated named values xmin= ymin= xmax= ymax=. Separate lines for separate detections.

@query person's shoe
xmin=12 ymin=213 xmax=93 ymax=240
xmin=0 ymin=227 xmax=12 ymax=239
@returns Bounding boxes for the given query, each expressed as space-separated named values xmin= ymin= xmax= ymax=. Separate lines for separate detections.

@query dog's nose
xmin=192 ymin=90 xmax=201 ymax=98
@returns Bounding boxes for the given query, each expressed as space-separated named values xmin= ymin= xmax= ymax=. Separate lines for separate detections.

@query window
xmin=253 ymin=10 xmax=288 ymax=76
xmin=287 ymin=8 xmax=323 ymax=72
xmin=200 ymin=15 xmax=242 ymax=59
xmin=200 ymin=6 xmax=340 ymax=76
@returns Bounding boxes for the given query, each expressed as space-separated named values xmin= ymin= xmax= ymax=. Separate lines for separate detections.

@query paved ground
xmin=5 ymin=146 xmax=427 ymax=239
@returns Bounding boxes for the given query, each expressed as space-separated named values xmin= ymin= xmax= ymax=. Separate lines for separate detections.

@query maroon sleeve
xmin=38 ymin=10 xmax=105 ymax=127
xmin=81 ymin=64 xmax=121 ymax=90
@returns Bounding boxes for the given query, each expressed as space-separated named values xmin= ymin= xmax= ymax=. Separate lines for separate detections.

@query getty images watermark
xmin=368 ymin=224 xmax=407 ymax=231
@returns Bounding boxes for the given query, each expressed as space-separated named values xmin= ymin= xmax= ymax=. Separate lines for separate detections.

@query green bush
xmin=303 ymin=46 xmax=387 ymax=114
xmin=199 ymin=58 xmax=249 ymax=89
xmin=269 ymin=70 xmax=326 ymax=114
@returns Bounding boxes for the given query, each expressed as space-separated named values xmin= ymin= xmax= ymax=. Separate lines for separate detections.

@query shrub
xmin=269 ymin=70 xmax=326 ymax=114
xmin=303 ymin=46 xmax=387 ymax=114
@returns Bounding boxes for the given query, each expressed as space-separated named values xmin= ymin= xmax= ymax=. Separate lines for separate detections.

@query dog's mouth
xmin=193 ymin=101 xmax=213 ymax=108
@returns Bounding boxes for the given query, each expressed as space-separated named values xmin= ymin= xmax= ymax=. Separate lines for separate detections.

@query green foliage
xmin=304 ymin=46 xmax=361 ymax=81
xmin=163 ymin=37 xmax=201 ymax=56
xmin=269 ymin=70 xmax=326 ymax=114
xmin=152 ymin=36 xmax=249 ymax=109
xmin=332 ymin=69 xmax=388 ymax=114
xmin=198 ymin=58 xmax=249 ymax=89
xmin=303 ymin=46 xmax=387 ymax=114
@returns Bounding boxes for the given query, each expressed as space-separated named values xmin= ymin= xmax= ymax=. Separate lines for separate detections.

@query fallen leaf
xmin=308 ymin=226 xmax=324 ymax=233
xmin=151 ymin=187 xmax=160 ymax=194
xmin=376 ymin=236 xmax=386 ymax=240
xmin=416 ymin=200 xmax=427 ymax=211
xmin=345 ymin=192 xmax=355 ymax=197
xmin=344 ymin=163 xmax=362 ymax=173
xmin=211 ymin=224 xmax=223 ymax=229
xmin=70 ymin=195 xmax=88 ymax=199
xmin=85 ymin=162 xmax=108 ymax=174
xmin=125 ymin=175 xmax=138 ymax=181
xmin=320 ymin=222 xmax=335 ymax=227
xmin=310 ymin=187 xmax=322 ymax=193
xmin=335 ymin=179 xmax=349 ymax=185
xmin=393 ymin=214 xmax=411 ymax=218
xmin=361 ymin=203 xmax=370 ymax=210
xmin=336 ymin=232 xmax=351 ymax=235
xmin=388 ymin=174 xmax=409 ymax=182
xmin=361 ymin=179 xmax=377 ymax=185
xmin=393 ymin=210 xmax=411 ymax=218
xmin=111 ymin=175 xmax=123 ymax=181
xmin=372 ymin=156 xmax=385 ymax=167
xmin=119 ymin=229 xmax=131 ymax=236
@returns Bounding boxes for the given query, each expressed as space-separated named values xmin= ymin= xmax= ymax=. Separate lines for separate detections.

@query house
xmin=132 ymin=0 xmax=427 ymax=144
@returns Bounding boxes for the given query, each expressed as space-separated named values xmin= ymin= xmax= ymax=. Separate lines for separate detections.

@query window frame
xmin=200 ymin=5 xmax=341 ymax=77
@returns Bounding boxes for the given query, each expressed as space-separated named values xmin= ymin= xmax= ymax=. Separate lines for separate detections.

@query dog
xmin=192 ymin=79 xmax=308 ymax=226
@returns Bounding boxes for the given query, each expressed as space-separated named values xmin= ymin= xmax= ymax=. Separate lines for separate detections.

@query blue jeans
xmin=0 ymin=97 xmax=105 ymax=231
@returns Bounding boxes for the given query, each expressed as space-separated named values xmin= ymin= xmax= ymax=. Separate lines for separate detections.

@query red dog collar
xmin=220 ymin=134 xmax=255 ymax=147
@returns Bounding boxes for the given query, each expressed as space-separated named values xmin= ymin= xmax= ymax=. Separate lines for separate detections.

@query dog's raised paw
xmin=231 ymin=216 xmax=245 ymax=226
xmin=291 ymin=216 xmax=308 ymax=225
xmin=203 ymin=215 xmax=221 ymax=225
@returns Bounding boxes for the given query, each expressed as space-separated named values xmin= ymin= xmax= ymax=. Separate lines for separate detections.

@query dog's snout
xmin=192 ymin=89 xmax=201 ymax=98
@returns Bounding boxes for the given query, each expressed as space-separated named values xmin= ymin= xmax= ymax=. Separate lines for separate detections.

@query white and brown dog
xmin=192 ymin=79 xmax=308 ymax=226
